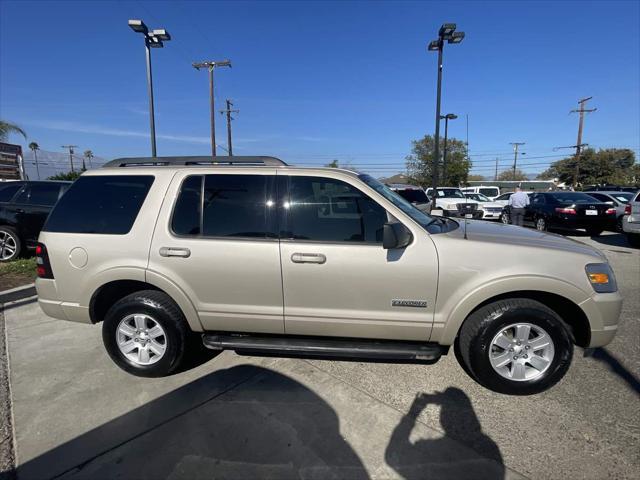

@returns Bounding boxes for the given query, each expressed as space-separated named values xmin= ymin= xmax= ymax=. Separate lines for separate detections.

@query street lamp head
xmin=439 ymin=23 xmax=456 ymax=38
xmin=147 ymin=35 xmax=164 ymax=48
xmin=152 ymin=29 xmax=171 ymax=41
xmin=444 ymin=113 xmax=458 ymax=120
xmin=215 ymin=59 xmax=232 ymax=68
xmin=128 ymin=19 xmax=148 ymax=35
xmin=427 ymin=40 xmax=440 ymax=51
xmin=448 ymin=31 xmax=465 ymax=44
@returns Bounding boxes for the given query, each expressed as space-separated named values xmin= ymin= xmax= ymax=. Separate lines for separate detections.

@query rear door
xmin=148 ymin=170 xmax=284 ymax=334
xmin=278 ymin=172 xmax=439 ymax=341
xmin=7 ymin=182 xmax=64 ymax=246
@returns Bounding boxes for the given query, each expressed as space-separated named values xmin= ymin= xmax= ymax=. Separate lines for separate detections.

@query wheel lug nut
xmin=509 ymin=348 xmax=514 ymax=352
xmin=523 ymin=354 xmax=528 ymax=359
xmin=525 ymin=345 xmax=530 ymax=350
xmin=513 ymin=355 xmax=518 ymax=360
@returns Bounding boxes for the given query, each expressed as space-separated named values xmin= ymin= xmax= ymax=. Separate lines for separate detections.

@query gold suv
xmin=35 ymin=156 xmax=622 ymax=395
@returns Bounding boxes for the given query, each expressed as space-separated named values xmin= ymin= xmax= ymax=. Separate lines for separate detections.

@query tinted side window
xmin=201 ymin=175 xmax=273 ymax=238
xmin=15 ymin=183 xmax=62 ymax=206
xmin=0 ymin=184 xmax=22 ymax=202
xmin=286 ymin=176 xmax=387 ymax=243
xmin=532 ymin=194 xmax=545 ymax=205
xmin=44 ymin=176 xmax=154 ymax=234
xmin=172 ymin=176 xmax=203 ymax=235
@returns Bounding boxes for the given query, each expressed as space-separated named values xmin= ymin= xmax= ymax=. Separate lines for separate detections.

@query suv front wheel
xmin=457 ymin=298 xmax=573 ymax=395
xmin=102 ymin=290 xmax=189 ymax=377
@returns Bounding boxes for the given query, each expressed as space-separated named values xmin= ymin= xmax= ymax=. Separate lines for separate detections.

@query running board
xmin=202 ymin=333 xmax=443 ymax=363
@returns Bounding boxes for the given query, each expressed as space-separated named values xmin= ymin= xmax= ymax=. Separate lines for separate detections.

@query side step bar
xmin=202 ymin=333 xmax=443 ymax=363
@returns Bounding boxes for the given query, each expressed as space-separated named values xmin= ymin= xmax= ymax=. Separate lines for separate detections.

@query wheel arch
xmin=89 ymin=277 xmax=203 ymax=332
xmin=435 ymin=279 xmax=593 ymax=348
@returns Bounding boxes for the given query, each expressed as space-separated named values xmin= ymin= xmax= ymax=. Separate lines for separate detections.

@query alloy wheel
xmin=116 ymin=314 xmax=167 ymax=365
xmin=0 ymin=231 xmax=18 ymax=260
xmin=536 ymin=218 xmax=546 ymax=231
xmin=489 ymin=322 xmax=555 ymax=381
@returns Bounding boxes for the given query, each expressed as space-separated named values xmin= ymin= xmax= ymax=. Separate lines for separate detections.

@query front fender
xmin=430 ymin=275 xmax=593 ymax=345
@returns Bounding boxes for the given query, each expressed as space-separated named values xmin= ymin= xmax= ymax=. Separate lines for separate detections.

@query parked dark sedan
xmin=501 ymin=191 xmax=616 ymax=235
xmin=0 ymin=180 xmax=70 ymax=261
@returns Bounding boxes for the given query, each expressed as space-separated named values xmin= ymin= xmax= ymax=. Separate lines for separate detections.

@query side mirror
xmin=383 ymin=222 xmax=413 ymax=249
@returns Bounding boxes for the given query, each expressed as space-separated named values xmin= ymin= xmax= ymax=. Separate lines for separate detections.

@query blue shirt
xmin=509 ymin=191 xmax=530 ymax=208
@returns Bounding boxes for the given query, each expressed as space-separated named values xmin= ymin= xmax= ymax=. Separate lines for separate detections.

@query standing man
xmin=509 ymin=186 xmax=529 ymax=226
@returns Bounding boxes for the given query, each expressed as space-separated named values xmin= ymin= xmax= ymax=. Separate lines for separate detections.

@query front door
xmin=148 ymin=171 xmax=284 ymax=333
xmin=278 ymin=173 xmax=439 ymax=341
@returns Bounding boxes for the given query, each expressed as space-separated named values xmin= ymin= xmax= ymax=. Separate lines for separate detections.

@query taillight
xmin=605 ymin=208 xmax=616 ymax=215
xmin=624 ymin=204 xmax=632 ymax=215
xmin=35 ymin=242 xmax=54 ymax=279
xmin=555 ymin=207 xmax=576 ymax=214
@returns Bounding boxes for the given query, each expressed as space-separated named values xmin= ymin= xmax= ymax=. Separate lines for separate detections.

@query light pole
xmin=427 ymin=23 xmax=464 ymax=208
xmin=128 ymin=19 xmax=171 ymax=158
xmin=61 ymin=145 xmax=77 ymax=173
xmin=440 ymin=113 xmax=457 ymax=184
xmin=193 ymin=60 xmax=232 ymax=157
xmin=509 ymin=142 xmax=525 ymax=181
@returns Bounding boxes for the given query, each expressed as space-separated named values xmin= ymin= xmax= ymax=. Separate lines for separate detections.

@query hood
xmin=442 ymin=219 xmax=605 ymax=259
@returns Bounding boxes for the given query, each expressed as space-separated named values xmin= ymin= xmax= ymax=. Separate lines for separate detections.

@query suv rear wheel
xmin=457 ymin=298 xmax=573 ymax=395
xmin=102 ymin=290 xmax=189 ymax=377
xmin=0 ymin=226 xmax=21 ymax=262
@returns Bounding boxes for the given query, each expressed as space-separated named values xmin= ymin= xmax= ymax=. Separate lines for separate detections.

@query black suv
xmin=503 ymin=191 xmax=615 ymax=235
xmin=0 ymin=181 xmax=70 ymax=262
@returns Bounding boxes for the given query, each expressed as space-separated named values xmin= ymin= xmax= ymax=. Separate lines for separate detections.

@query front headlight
xmin=446 ymin=203 xmax=458 ymax=210
xmin=585 ymin=263 xmax=618 ymax=293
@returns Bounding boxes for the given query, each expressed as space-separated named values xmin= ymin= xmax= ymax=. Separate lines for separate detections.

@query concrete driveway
xmin=1 ymin=232 xmax=638 ymax=479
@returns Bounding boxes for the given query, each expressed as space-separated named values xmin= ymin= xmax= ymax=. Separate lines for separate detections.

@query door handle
xmin=291 ymin=253 xmax=326 ymax=264
xmin=15 ymin=209 xmax=25 ymax=214
xmin=159 ymin=247 xmax=191 ymax=258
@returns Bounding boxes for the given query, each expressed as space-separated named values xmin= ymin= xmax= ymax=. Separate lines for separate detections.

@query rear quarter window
xmin=0 ymin=183 xmax=22 ymax=202
xmin=44 ymin=175 xmax=154 ymax=234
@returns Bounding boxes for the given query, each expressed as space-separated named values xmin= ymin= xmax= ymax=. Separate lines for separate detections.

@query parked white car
xmin=492 ymin=191 xmax=515 ymax=207
xmin=463 ymin=193 xmax=505 ymax=220
xmin=425 ymin=187 xmax=483 ymax=219
xmin=460 ymin=185 xmax=501 ymax=200
xmin=622 ymin=190 xmax=640 ymax=248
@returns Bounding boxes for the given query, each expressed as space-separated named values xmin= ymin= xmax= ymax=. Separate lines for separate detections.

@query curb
xmin=0 ymin=283 xmax=36 ymax=305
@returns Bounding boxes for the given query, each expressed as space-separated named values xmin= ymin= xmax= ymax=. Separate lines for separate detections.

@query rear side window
xmin=171 ymin=174 xmax=275 ymax=239
xmin=479 ymin=188 xmax=499 ymax=197
xmin=285 ymin=176 xmax=387 ymax=243
xmin=44 ymin=176 xmax=154 ymax=234
xmin=14 ymin=183 xmax=62 ymax=206
xmin=0 ymin=183 xmax=22 ymax=202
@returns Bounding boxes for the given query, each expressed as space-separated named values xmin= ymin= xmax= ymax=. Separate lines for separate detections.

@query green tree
xmin=538 ymin=148 xmax=636 ymax=186
xmin=0 ymin=120 xmax=27 ymax=142
xmin=325 ymin=159 xmax=339 ymax=168
xmin=48 ymin=171 xmax=82 ymax=181
xmin=83 ymin=150 xmax=94 ymax=169
xmin=498 ymin=168 xmax=528 ymax=181
xmin=28 ymin=142 xmax=40 ymax=179
xmin=405 ymin=134 xmax=470 ymax=187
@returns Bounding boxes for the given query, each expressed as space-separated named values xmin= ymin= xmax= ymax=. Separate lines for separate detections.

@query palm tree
xmin=0 ymin=120 xmax=27 ymax=142
xmin=28 ymin=142 xmax=41 ymax=180
xmin=83 ymin=149 xmax=94 ymax=170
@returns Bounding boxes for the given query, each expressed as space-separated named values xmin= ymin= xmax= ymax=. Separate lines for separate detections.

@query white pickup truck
xmin=425 ymin=187 xmax=483 ymax=219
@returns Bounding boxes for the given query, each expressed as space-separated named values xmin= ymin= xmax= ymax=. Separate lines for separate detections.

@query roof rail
xmin=102 ymin=155 xmax=288 ymax=168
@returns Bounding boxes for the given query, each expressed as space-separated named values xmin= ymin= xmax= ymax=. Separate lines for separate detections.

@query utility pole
xmin=193 ymin=60 xmax=231 ymax=157
xmin=495 ymin=157 xmax=499 ymax=181
xmin=219 ymin=99 xmax=239 ymax=156
xmin=61 ymin=145 xmax=78 ymax=173
xmin=570 ymin=96 xmax=597 ymax=188
xmin=509 ymin=142 xmax=525 ymax=181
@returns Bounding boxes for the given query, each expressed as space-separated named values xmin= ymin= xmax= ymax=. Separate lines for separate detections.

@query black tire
xmin=457 ymin=298 xmax=573 ymax=395
xmin=535 ymin=216 xmax=547 ymax=232
xmin=0 ymin=226 xmax=21 ymax=262
xmin=616 ymin=216 xmax=624 ymax=233
xmin=627 ymin=233 xmax=640 ymax=248
xmin=586 ymin=227 xmax=603 ymax=236
xmin=102 ymin=290 xmax=189 ymax=377
xmin=500 ymin=212 xmax=510 ymax=225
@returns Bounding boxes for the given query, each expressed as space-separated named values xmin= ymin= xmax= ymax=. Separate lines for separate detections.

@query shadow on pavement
xmin=590 ymin=348 xmax=640 ymax=395
xmin=385 ymin=387 xmax=505 ymax=480
xmin=15 ymin=364 xmax=370 ymax=480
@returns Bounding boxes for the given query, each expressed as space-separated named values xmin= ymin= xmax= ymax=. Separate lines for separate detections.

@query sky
xmin=1 ymin=0 xmax=639 ymax=179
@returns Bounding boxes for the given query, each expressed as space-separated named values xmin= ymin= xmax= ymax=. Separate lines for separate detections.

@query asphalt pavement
xmin=1 ymin=231 xmax=638 ymax=480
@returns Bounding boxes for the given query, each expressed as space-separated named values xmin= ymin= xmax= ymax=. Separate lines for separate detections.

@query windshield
xmin=466 ymin=193 xmax=490 ymax=202
xmin=437 ymin=188 xmax=466 ymax=198
xmin=359 ymin=175 xmax=441 ymax=231
xmin=479 ymin=188 xmax=499 ymax=197
xmin=396 ymin=188 xmax=429 ymax=203
xmin=550 ymin=192 xmax=607 ymax=204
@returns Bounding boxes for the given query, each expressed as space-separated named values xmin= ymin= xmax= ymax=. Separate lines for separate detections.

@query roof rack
xmin=102 ymin=155 xmax=288 ymax=168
